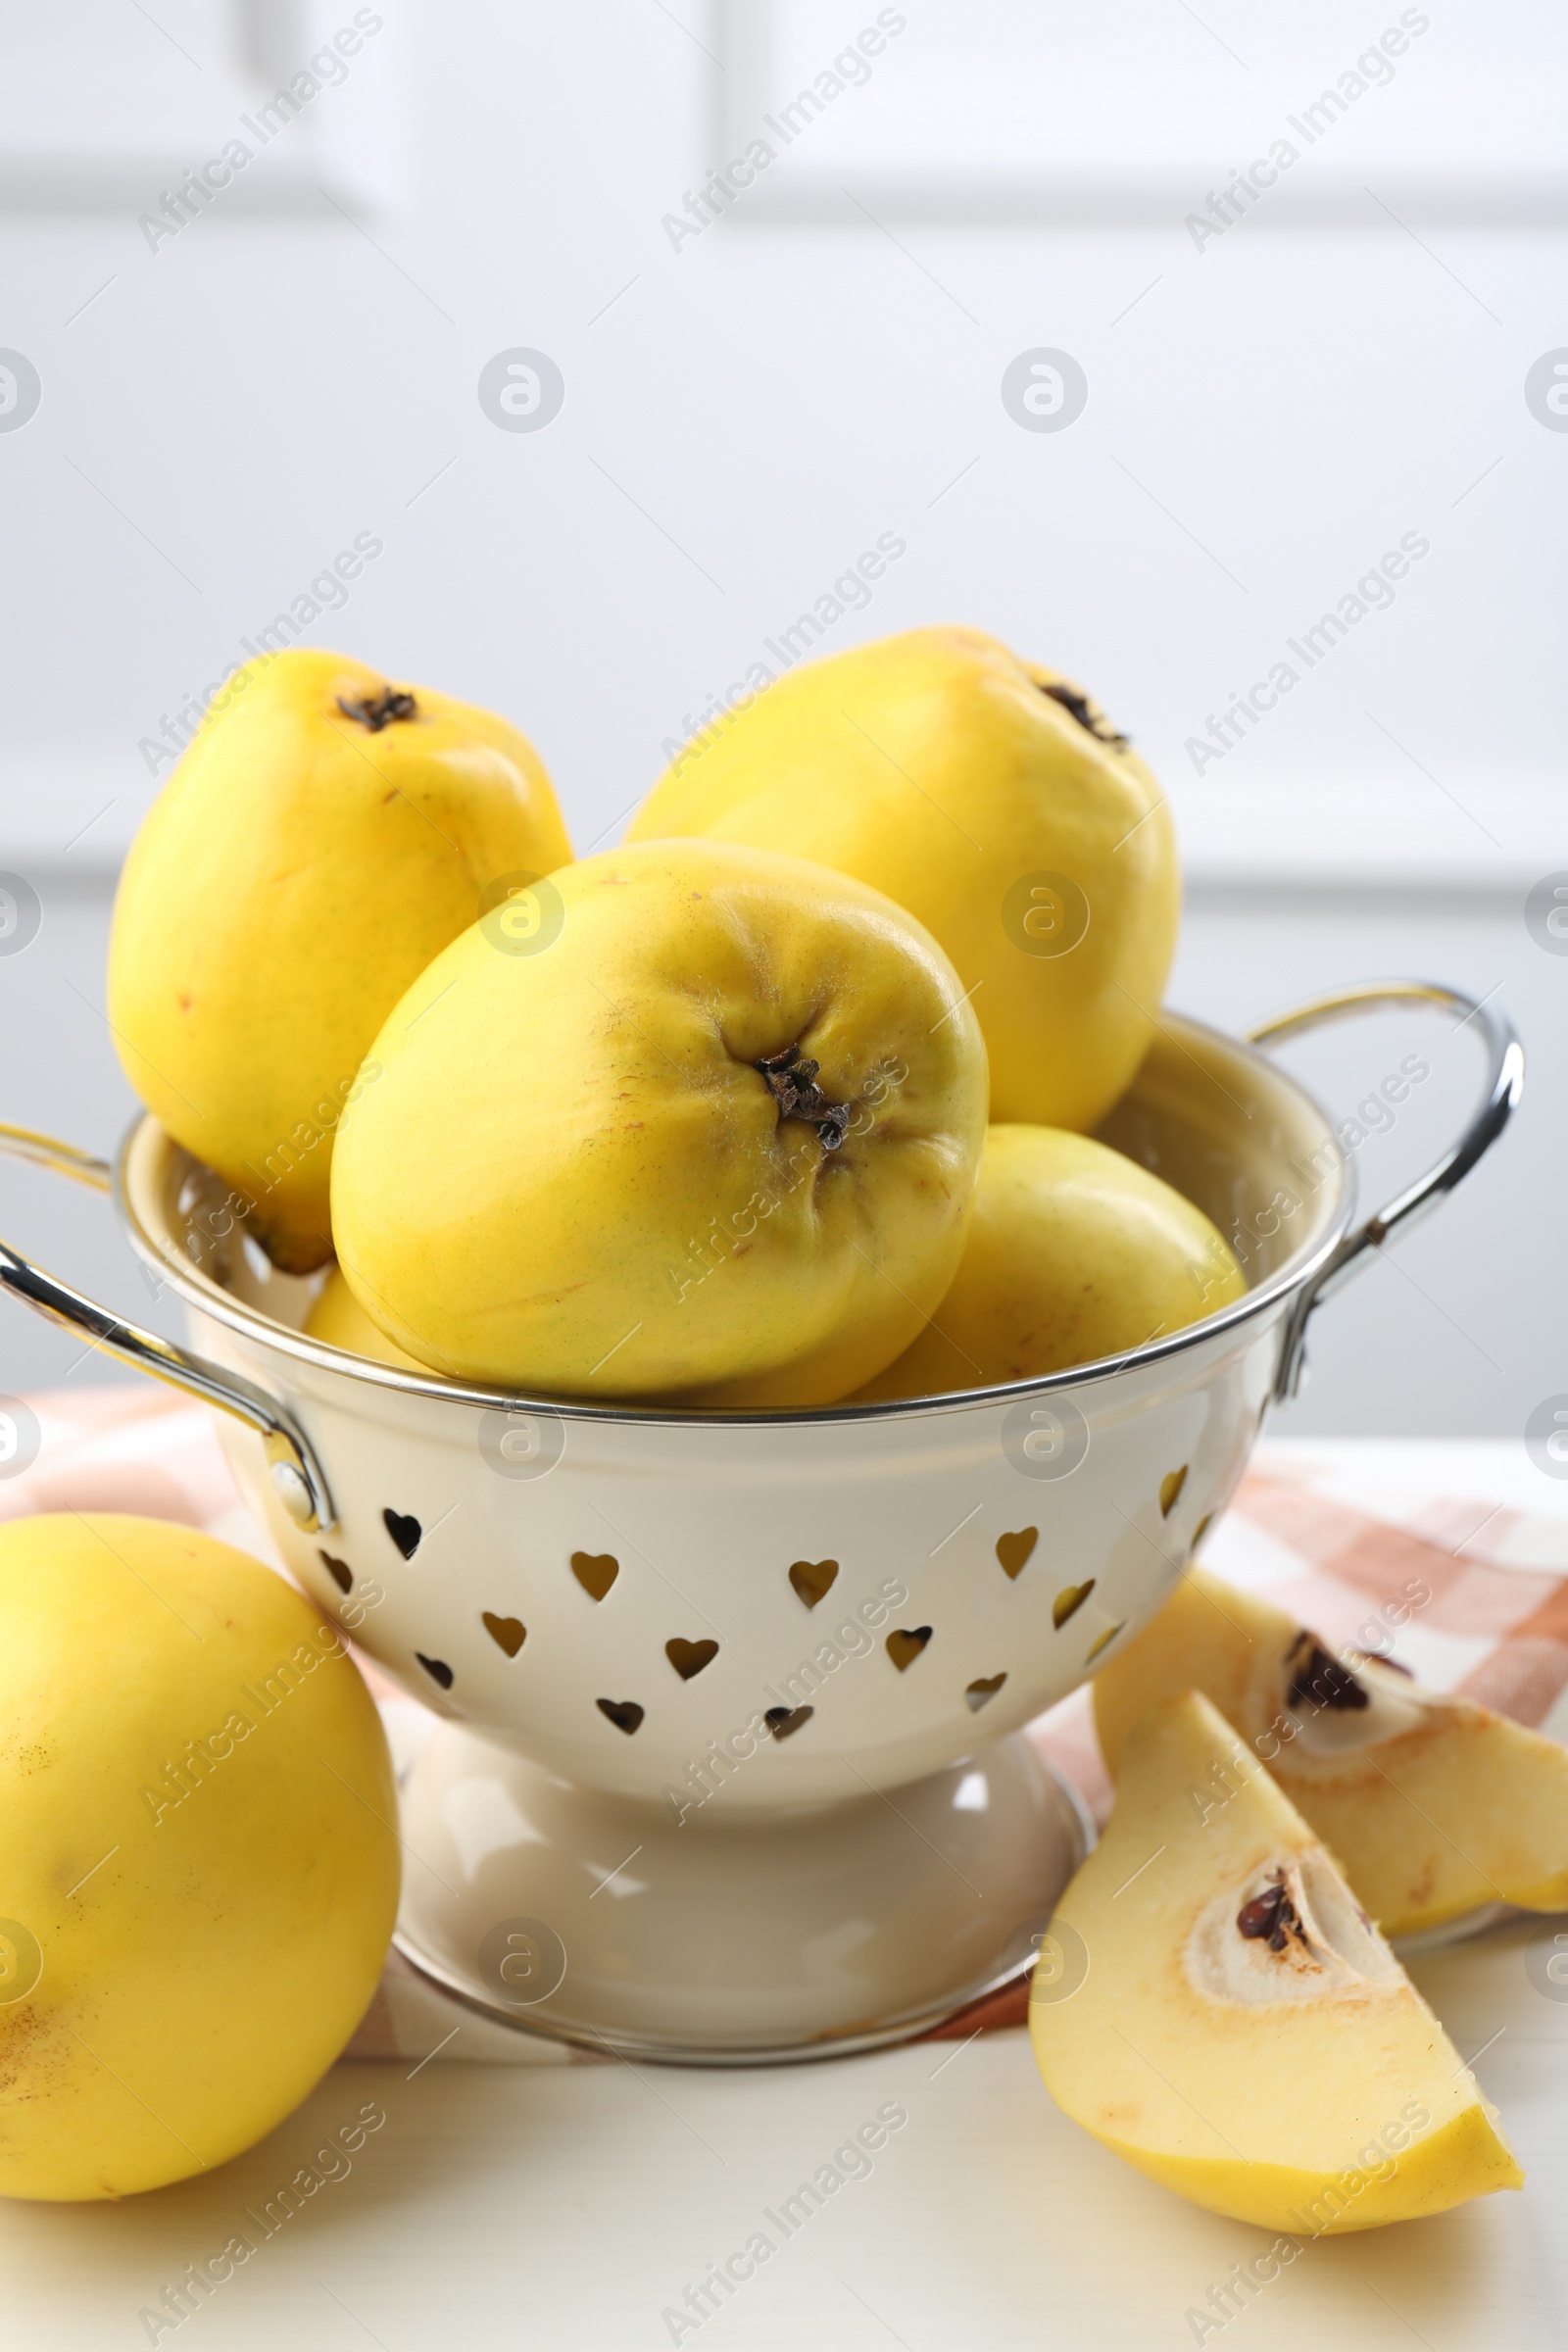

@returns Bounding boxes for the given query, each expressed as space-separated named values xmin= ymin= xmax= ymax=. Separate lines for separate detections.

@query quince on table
xmin=0 ymin=1514 xmax=398 ymax=2201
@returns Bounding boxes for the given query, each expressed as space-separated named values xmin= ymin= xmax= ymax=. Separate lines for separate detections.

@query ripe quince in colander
xmin=108 ymin=647 xmax=571 ymax=1272
xmin=626 ymin=626 xmax=1178 ymax=1134
xmin=329 ymin=838 xmax=989 ymax=1404
xmin=852 ymin=1124 xmax=1245 ymax=1400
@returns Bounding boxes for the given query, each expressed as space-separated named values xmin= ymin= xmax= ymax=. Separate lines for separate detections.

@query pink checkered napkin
xmin=13 ymin=1392 xmax=1568 ymax=2057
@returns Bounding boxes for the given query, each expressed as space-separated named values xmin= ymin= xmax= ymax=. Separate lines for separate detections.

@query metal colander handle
xmin=0 ymin=1121 xmax=333 ymax=1532
xmin=1247 ymin=980 xmax=1524 ymax=1400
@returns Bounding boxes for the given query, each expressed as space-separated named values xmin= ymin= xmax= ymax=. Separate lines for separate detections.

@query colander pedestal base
xmin=392 ymin=1724 xmax=1091 ymax=2064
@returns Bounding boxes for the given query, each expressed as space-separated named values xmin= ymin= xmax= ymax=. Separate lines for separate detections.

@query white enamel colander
xmin=0 ymin=983 xmax=1520 ymax=2061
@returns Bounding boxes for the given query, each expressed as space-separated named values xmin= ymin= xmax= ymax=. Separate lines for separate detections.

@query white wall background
xmin=0 ymin=0 xmax=1563 ymax=1433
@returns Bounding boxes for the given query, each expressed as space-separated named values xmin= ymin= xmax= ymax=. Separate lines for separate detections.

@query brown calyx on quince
xmin=755 ymin=1043 xmax=851 ymax=1151
xmin=1037 ymin=678 xmax=1129 ymax=749
xmin=336 ymin=686 xmax=418 ymax=731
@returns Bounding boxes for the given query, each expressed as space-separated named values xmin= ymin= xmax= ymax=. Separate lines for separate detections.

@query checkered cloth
xmin=9 ymin=1389 xmax=1567 ymax=2061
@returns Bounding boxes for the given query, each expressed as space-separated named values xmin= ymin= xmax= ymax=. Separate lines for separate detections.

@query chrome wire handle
xmin=0 ymin=1120 xmax=334 ymax=1532
xmin=1248 ymin=981 xmax=1523 ymax=1401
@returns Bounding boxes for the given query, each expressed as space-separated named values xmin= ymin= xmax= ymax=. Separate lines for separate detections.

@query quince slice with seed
xmin=1031 ymin=1690 xmax=1522 ymax=2230
xmin=1094 ymin=1566 xmax=1568 ymax=1936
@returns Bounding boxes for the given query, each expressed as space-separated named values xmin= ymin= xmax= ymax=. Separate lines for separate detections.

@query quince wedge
xmin=1031 ymin=1690 xmax=1523 ymax=2231
xmin=1094 ymin=1564 xmax=1568 ymax=1937
xmin=108 ymin=647 xmax=571 ymax=1271
xmin=329 ymin=839 xmax=989 ymax=1404
xmin=625 ymin=626 xmax=1178 ymax=1133
xmin=850 ymin=1124 xmax=1245 ymax=1400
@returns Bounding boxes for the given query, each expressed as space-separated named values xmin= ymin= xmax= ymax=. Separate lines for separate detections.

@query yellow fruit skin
xmin=0 ymin=1515 xmax=399 ymax=2201
xmin=1031 ymin=1691 xmax=1522 ymax=2232
xmin=1095 ymin=1566 xmax=1568 ymax=1936
xmin=851 ymin=1124 xmax=1245 ymax=1400
xmin=305 ymin=1268 xmax=428 ymax=1372
xmin=330 ymin=840 xmax=989 ymax=1403
xmin=1093 ymin=2102 xmax=1523 ymax=2234
xmin=625 ymin=626 xmax=1179 ymax=1132
xmin=108 ymin=646 xmax=572 ymax=1271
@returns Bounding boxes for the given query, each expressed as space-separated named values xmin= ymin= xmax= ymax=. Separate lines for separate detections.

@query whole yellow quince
xmin=108 ymin=647 xmax=572 ymax=1272
xmin=306 ymin=1268 xmax=426 ymax=1370
xmin=626 ymin=626 xmax=1178 ymax=1132
xmin=852 ymin=1125 xmax=1245 ymax=1400
xmin=329 ymin=840 xmax=989 ymax=1403
xmin=0 ymin=1514 xmax=399 ymax=2201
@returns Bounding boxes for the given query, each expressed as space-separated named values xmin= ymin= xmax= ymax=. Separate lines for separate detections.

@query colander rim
xmin=115 ymin=1005 xmax=1352 ymax=1429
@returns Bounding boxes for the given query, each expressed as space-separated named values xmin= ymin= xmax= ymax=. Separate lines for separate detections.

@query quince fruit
xmin=1031 ymin=1690 xmax=1522 ymax=2230
xmin=851 ymin=1124 xmax=1245 ymax=1399
xmin=0 ymin=1514 xmax=399 ymax=2201
xmin=306 ymin=1268 xmax=426 ymax=1371
xmin=108 ymin=647 xmax=572 ymax=1272
xmin=1095 ymin=1564 xmax=1568 ymax=1937
xmin=329 ymin=839 xmax=988 ymax=1403
xmin=625 ymin=626 xmax=1177 ymax=1132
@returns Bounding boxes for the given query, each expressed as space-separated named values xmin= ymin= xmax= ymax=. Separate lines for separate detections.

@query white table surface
xmin=10 ymin=1440 xmax=1568 ymax=2350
